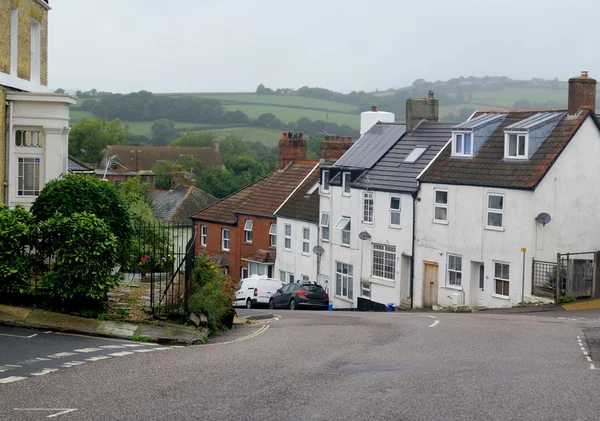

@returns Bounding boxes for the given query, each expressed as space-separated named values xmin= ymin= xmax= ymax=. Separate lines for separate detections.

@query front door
xmin=423 ymin=262 xmax=439 ymax=309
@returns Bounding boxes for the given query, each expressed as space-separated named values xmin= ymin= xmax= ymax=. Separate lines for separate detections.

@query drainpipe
xmin=4 ymin=100 xmax=13 ymax=205
xmin=410 ymin=190 xmax=419 ymax=309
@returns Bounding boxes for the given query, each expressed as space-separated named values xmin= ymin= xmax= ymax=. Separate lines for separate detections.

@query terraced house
xmin=0 ymin=0 xmax=75 ymax=208
xmin=414 ymin=71 xmax=600 ymax=309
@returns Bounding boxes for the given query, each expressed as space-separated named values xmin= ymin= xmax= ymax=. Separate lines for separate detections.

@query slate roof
xmin=334 ymin=124 xmax=406 ymax=169
xmin=147 ymin=185 xmax=217 ymax=224
xmin=275 ymin=164 xmax=321 ymax=223
xmin=102 ymin=146 xmax=223 ymax=171
xmin=420 ymin=108 xmax=597 ymax=189
xmin=352 ymin=122 xmax=454 ymax=194
xmin=192 ymin=161 xmax=318 ymax=224
xmin=242 ymin=250 xmax=276 ymax=264
xmin=68 ymin=156 xmax=95 ymax=173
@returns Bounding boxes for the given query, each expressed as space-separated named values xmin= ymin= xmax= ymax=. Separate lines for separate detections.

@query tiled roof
xmin=192 ymin=161 xmax=318 ymax=224
xmin=147 ymin=185 xmax=217 ymax=224
xmin=68 ymin=156 xmax=95 ymax=173
xmin=352 ymin=122 xmax=454 ymax=193
xmin=420 ymin=108 xmax=596 ymax=189
xmin=102 ymin=146 xmax=223 ymax=171
xmin=242 ymin=250 xmax=276 ymax=264
xmin=275 ymin=164 xmax=321 ymax=223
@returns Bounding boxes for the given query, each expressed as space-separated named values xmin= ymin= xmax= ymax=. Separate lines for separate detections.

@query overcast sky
xmin=49 ymin=0 xmax=599 ymax=94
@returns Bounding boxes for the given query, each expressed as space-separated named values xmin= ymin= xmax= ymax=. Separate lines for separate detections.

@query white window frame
xmin=17 ymin=157 xmax=41 ymax=196
xmin=200 ymin=225 xmax=207 ymax=247
xmin=288 ymin=273 xmax=295 ymax=283
xmin=244 ymin=219 xmax=253 ymax=243
xmin=494 ymin=262 xmax=510 ymax=297
xmin=269 ymin=224 xmax=277 ymax=247
xmin=335 ymin=261 xmax=354 ymax=300
xmin=284 ymin=224 xmax=292 ymax=250
xmin=321 ymin=170 xmax=330 ymax=193
xmin=404 ymin=146 xmax=428 ymax=163
xmin=335 ymin=217 xmax=351 ymax=246
xmin=302 ymin=227 xmax=310 ymax=255
xmin=342 ymin=172 xmax=351 ymax=195
xmin=433 ymin=189 xmax=448 ymax=223
xmin=504 ymin=132 xmax=528 ymax=159
xmin=390 ymin=196 xmax=401 ymax=228
xmin=372 ymin=244 xmax=396 ymax=280
xmin=320 ymin=212 xmax=330 ymax=241
xmin=30 ymin=19 xmax=41 ymax=84
xmin=363 ymin=191 xmax=374 ymax=223
xmin=279 ymin=270 xmax=286 ymax=283
xmin=241 ymin=267 xmax=248 ymax=279
xmin=486 ymin=193 xmax=504 ymax=230
xmin=447 ymin=254 xmax=462 ymax=286
xmin=221 ymin=229 xmax=230 ymax=251
xmin=302 ymin=275 xmax=310 ymax=282
xmin=452 ymin=132 xmax=473 ymax=157
xmin=361 ymin=282 xmax=370 ymax=298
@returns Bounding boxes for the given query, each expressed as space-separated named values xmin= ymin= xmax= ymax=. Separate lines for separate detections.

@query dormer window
xmin=452 ymin=132 xmax=473 ymax=156
xmin=505 ymin=133 xmax=527 ymax=159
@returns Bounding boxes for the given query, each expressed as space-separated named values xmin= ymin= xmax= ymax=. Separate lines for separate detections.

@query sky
xmin=49 ymin=0 xmax=600 ymax=94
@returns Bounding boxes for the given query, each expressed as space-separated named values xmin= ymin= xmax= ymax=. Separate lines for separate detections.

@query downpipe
xmin=4 ymin=100 xmax=13 ymax=205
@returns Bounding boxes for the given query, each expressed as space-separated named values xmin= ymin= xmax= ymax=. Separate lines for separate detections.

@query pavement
xmin=562 ymin=297 xmax=600 ymax=311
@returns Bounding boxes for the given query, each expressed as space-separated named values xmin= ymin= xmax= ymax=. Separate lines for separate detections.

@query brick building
xmin=0 ymin=0 xmax=75 ymax=207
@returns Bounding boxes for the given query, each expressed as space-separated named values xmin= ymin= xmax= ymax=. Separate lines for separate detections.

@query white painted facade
xmin=319 ymin=181 xmax=413 ymax=309
xmin=414 ymin=115 xmax=600 ymax=308
xmin=274 ymin=216 xmax=319 ymax=284
xmin=5 ymin=92 xmax=76 ymax=208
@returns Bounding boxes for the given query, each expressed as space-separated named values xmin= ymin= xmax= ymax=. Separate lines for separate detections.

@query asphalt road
xmin=2 ymin=310 xmax=600 ymax=420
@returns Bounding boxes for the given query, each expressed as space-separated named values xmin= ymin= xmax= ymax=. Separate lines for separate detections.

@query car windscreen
xmin=301 ymin=285 xmax=324 ymax=292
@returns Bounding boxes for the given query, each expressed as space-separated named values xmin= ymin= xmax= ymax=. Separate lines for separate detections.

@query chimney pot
xmin=428 ymin=90 xmax=435 ymax=99
xmin=582 ymin=70 xmax=589 ymax=78
xmin=282 ymin=132 xmax=288 ymax=140
xmin=370 ymin=105 xmax=377 ymax=112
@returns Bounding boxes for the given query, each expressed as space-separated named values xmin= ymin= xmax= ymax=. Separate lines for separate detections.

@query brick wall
xmin=279 ymin=132 xmax=307 ymax=169
xmin=320 ymin=136 xmax=353 ymax=161
xmin=568 ymin=73 xmax=597 ymax=115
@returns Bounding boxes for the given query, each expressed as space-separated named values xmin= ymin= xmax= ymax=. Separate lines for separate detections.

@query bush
xmin=34 ymin=212 xmax=120 ymax=304
xmin=0 ymin=205 xmax=33 ymax=294
xmin=30 ymin=174 xmax=133 ymax=265
xmin=188 ymin=254 xmax=237 ymax=331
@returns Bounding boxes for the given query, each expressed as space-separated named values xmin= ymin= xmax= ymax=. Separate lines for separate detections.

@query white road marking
xmin=429 ymin=320 xmax=440 ymax=328
xmin=133 ymin=349 xmax=156 ymax=353
xmin=580 ymin=347 xmax=586 ymax=351
xmin=201 ymin=325 xmax=270 ymax=347
xmin=6 ymin=364 xmax=22 ymax=368
xmin=99 ymin=345 xmax=126 ymax=349
xmin=108 ymin=351 xmax=134 ymax=357
xmin=85 ymin=356 xmax=111 ymax=362
xmin=74 ymin=347 xmax=102 ymax=353
xmin=0 ymin=376 xmax=27 ymax=383
xmin=151 ymin=347 xmax=172 ymax=351
xmin=421 ymin=315 xmax=437 ymax=319
xmin=36 ymin=357 xmax=51 ymax=361
xmin=0 ymin=333 xmax=37 ymax=338
xmin=31 ymin=368 xmax=59 ymax=376
xmin=121 ymin=344 xmax=144 ymax=348
xmin=583 ymin=351 xmax=588 ymax=356
xmin=48 ymin=352 xmax=77 ymax=358
xmin=577 ymin=336 xmax=581 ymax=339
xmin=45 ymin=331 xmax=53 ymax=334
xmin=60 ymin=361 xmax=85 ymax=368
xmin=0 ymin=369 xmax=5 ymax=373
xmin=591 ymin=364 xmax=596 ymax=370
xmin=14 ymin=408 xmax=78 ymax=418
xmin=586 ymin=356 xmax=593 ymax=362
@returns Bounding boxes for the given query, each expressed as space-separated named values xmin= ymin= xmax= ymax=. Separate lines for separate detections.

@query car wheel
xmin=246 ymin=299 xmax=252 ymax=309
xmin=289 ymin=299 xmax=296 ymax=310
xmin=269 ymin=300 xmax=275 ymax=310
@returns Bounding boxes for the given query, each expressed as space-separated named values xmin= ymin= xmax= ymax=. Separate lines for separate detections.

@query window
xmin=506 ymin=133 xmax=527 ymax=159
xmin=320 ymin=212 xmax=330 ymax=241
xmin=241 ymin=267 xmax=248 ymax=279
xmin=221 ymin=229 xmax=230 ymax=251
xmin=249 ymin=262 xmax=268 ymax=276
xmin=302 ymin=275 xmax=310 ymax=282
xmin=302 ymin=227 xmax=310 ymax=254
xmin=363 ymin=192 xmax=373 ymax=223
xmin=390 ymin=196 xmax=401 ymax=227
xmin=335 ymin=217 xmax=351 ymax=246
xmin=404 ymin=147 xmax=428 ymax=163
xmin=447 ymin=254 xmax=462 ymax=286
xmin=494 ymin=262 xmax=510 ymax=297
xmin=17 ymin=157 xmax=40 ymax=196
xmin=361 ymin=282 xmax=370 ymax=298
xmin=289 ymin=273 xmax=295 ymax=283
xmin=486 ymin=194 xmax=504 ymax=229
xmin=372 ymin=244 xmax=396 ymax=280
xmin=335 ymin=262 xmax=353 ymax=300
xmin=279 ymin=270 xmax=286 ymax=283
xmin=453 ymin=132 xmax=473 ymax=156
xmin=244 ymin=219 xmax=253 ymax=243
xmin=201 ymin=225 xmax=207 ymax=247
xmin=434 ymin=189 xmax=448 ymax=222
xmin=10 ymin=5 xmax=18 ymax=75
xmin=15 ymin=129 xmax=44 ymax=148
xmin=30 ymin=19 xmax=41 ymax=84
xmin=342 ymin=172 xmax=351 ymax=195
xmin=321 ymin=170 xmax=330 ymax=193
xmin=284 ymin=224 xmax=292 ymax=250
xmin=269 ymin=224 xmax=277 ymax=247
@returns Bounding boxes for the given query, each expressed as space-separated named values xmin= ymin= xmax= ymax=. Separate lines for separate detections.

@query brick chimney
xmin=213 ymin=140 xmax=220 ymax=153
xmin=320 ymin=135 xmax=353 ymax=161
xmin=170 ymin=171 xmax=192 ymax=190
xmin=279 ymin=132 xmax=307 ymax=169
xmin=568 ymin=71 xmax=596 ymax=115
xmin=406 ymin=91 xmax=439 ymax=133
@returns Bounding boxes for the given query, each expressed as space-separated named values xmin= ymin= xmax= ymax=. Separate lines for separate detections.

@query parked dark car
xmin=269 ymin=283 xmax=329 ymax=310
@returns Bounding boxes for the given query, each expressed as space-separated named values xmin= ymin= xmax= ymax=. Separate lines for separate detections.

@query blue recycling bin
xmin=328 ymin=303 xmax=333 ymax=311
xmin=386 ymin=303 xmax=394 ymax=312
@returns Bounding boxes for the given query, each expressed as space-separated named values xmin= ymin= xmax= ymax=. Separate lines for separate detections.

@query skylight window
xmin=404 ymin=147 xmax=428 ymax=163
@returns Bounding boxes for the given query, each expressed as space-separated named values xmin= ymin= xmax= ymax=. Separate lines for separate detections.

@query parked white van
xmin=234 ymin=275 xmax=285 ymax=309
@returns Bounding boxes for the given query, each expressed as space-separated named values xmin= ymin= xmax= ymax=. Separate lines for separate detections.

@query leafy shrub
xmin=34 ymin=212 xmax=120 ymax=303
xmin=0 ymin=205 xmax=33 ymax=294
xmin=30 ymin=174 xmax=133 ymax=265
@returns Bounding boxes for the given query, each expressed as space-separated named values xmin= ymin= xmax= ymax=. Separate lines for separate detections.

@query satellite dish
xmin=358 ymin=231 xmax=372 ymax=240
xmin=535 ymin=212 xmax=552 ymax=226
xmin=313 ymin=246 xmax=324 ymax=255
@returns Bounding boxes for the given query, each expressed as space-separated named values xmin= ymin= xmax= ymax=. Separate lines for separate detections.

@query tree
xmin=54 ymin=88 xmax=65 ymax=94
xmin=152 ymin=162 xmax=174 ymax=190
xmin=90 ymin=88 xmax=98 ymax=97
xmin=151 ymin=119 xmax=178 ymax=146
xmin=69 ymin=118 xmax=129 ymax=164
xmin=227 ymin=155 xmax=269 ymax=180
xmin=76 ymin=90 xmax=82 ymax=97
xmin=171 ymin=131 xmax=216 ymax=147
xmin=219 ymin=134 xmax=253 ymax=163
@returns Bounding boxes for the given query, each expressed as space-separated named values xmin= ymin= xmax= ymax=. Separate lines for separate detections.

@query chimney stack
xmin=370 ymin=105 xmax=377 ymax=112
xmin=278 ymin=132 xmax=307 ymax=169
xmin=406 ymin=93 xmax=439 ymax=133
xmin=320 ymin=135 xmax=353 ymax=161
xmin=213 ymin=140 xmax=220 ymax=153
xmin=568 ymin=70 xmax=596 ymax=115
xmin=171 ymin=171 xmax=191 ymax=190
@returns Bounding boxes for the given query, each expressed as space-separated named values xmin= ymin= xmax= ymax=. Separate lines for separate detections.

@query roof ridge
xmin=475 ymin=108 xmax=568 ymax=114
